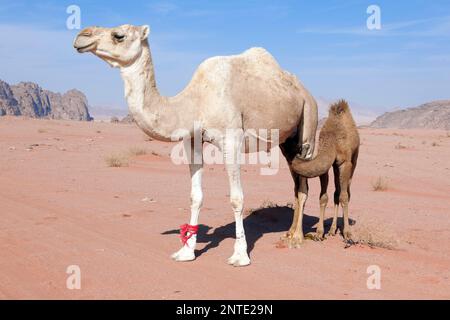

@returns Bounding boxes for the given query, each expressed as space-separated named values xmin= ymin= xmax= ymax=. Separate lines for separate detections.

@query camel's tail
xmin=291 ymin=146 xmax=335 ymax=178
xmin=291 ymin=99 xmax=352 ymax=178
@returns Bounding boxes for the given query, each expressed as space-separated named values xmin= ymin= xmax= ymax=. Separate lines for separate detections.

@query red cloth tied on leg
xmin=179 ymin=224 xmax=199 ymax=246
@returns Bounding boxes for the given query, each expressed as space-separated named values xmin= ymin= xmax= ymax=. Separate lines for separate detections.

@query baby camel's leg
xmin=305 ymin=172 xmax=328 ymax=241
xmin=338 ymin=162 xmax=353 ymax=241
xmin=327 ymin=163 xmax=340 ymax=236
xmin=317 ymin=172 xmax=329 ymax=239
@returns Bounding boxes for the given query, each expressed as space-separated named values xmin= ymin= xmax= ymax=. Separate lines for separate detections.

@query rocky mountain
xmin=371 ymin=100 xmax=450 ymax=130
xmin=0 ymin=79 xmax=92 ymax=121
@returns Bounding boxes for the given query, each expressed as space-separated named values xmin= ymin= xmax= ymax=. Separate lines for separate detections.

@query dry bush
xmin=431 ymin=141 xmax=440 ymax=147
xmin=128 ymin=147 xmax=148 ymax=156
xmin=395 ymin=143 xmax=407 ymax=150
xmin=110 ymin=116 xmax=119 ymax=123
xmin=350 ymin=216 xmax=398 ymax=249
xmin=37 ymin=128 xmax=47 ymax=133
xmin=105 ymin=154 xmax=129 ymax=167
xmin=105 ymin=147 xmax=148 ymax=167
xmin=371 ymin=176 xmax=389 ymax=191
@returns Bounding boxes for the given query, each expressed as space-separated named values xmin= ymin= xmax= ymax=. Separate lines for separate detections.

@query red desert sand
xmin=0 ymin=116 xmax=449 ymax=299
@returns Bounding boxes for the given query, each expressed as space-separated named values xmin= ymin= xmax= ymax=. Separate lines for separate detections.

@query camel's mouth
xmin=75 ymin=42 xmax=97 ymax=53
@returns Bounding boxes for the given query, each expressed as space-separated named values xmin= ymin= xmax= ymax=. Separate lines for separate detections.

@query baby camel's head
xmin=73 ymin=24 xmax=150 ymax=68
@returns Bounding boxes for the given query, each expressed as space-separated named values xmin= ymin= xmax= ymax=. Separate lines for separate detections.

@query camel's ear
xmin=140 ymin=25 xmax=150 ymax=40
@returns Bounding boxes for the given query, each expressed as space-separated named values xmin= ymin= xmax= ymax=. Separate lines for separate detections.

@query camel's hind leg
xmin=281 ymin=167 xmax=300 ymax=240
xmin=327 ymin=163 xmax=340 ymax=237
xmin=305 ymin=172 xmax=328 ymax=241
xmin=317 ymin=172 xmax=329 ymax=239
xmin=223 ymin=133 xmax=250 ymax=267
xmin=337 ymin=162 xmax=353 ymax=241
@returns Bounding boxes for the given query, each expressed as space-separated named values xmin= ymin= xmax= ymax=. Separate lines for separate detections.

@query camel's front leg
xmin=171 ymin=161 xmax=203 ymax=262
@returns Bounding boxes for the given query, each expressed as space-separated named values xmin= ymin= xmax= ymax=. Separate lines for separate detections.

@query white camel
xmin=73 ymin=24 xmax=318 ymax=266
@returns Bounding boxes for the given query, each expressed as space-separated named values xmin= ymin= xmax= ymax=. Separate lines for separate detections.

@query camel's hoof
xmin=344 ymin=238 xmax=356 ymax=249
xmin=283 ymin=235 xmax=304 ymax=248
xmin=280 ymin=232 xmax=293 ymax=242
xmin=343 ymin=229 xmax=352 ymax=241
xmin=171 ymin=247 xmax=195 ymax=262
xmin=227 ymin=253 xmax=251 ymax=267
xmin=305 ymin=232 xmax=324 ymax=241
xmin=326 ymin=227 xmax=337 ymax=237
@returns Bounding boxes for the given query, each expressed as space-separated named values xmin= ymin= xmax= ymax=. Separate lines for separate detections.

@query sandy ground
xmin=0 ymin=116 xmax=449 ymax=299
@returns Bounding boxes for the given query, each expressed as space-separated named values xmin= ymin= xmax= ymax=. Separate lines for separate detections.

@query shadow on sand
xmin=161 ymin=205 xmax=350 ymax=257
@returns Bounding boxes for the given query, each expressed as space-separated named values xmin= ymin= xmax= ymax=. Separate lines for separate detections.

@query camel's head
xmin=73 ymin=24 xmax=150 ymax=68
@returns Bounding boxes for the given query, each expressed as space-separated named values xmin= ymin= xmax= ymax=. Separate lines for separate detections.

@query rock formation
xmin=0 ymin=79 xmax=92 ymax=121
xmin=371 ymin=100 xmax=450 ymax=130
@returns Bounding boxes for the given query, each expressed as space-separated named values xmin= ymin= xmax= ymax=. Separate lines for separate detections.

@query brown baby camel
xmin=289 ymin=100 xmax=360 ymax=242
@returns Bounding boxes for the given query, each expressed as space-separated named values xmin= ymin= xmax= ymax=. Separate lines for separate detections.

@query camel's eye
xmin=112 ymin=32 xmax=125 ymax=42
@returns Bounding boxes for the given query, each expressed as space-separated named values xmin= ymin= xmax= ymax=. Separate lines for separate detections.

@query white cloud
xmin=149 ymin=1 xmax=179 ymax=15
xmin=297 ymin=16 xmax=450 ymax=37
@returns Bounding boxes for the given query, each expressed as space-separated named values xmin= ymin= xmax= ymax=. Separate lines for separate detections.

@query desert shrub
xmin=371 ymin=176 xmax=388 ymax=191
xmin=128 ymin=147 xmax=148 ymax=156
xmin=105 ymin=154 xmax=129 ymax=167
xmin=110 ymin=116 xmax=119 ymax=123
xmin=395 ymin=143 xmax=407 ymax=150
xmin=350 ymin=216 xmax=398 ymax=249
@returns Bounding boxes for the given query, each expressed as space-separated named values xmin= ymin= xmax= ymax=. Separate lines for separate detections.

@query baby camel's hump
xmin=192 ymin=48 xmax=307 ymax=135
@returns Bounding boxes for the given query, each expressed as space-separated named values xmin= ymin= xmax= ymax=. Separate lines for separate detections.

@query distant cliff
xmin=0 ymin=79 xmax=92 ymax=121
xmin=370 ymin=100 xmax=450 ymax=130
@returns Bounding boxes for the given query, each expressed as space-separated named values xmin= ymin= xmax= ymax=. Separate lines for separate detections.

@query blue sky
xmin=1 ymin=0 xmax=449 ymax=121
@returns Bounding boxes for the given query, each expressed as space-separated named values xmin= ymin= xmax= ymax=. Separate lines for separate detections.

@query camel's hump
xmin=241 ymin=47 xmax=277 ymax=62
xmin=242 ymin=47 xmax=271 ymax=56
xmin=195 ymin=47 xmax=279 ymax=74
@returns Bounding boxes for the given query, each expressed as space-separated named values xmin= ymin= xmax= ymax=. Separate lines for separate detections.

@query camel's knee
xmin=190 ymin=190 xmax=203 ymax=209
xmin=230 ymin=194 xmax=244 ymax=213
xmin=298 ymin=188 xmax=308 ymax=202
xmin=339 ymin=192 xmax=349 ymax=206
xmin=320 ymin=193 xmax=328 ymax=207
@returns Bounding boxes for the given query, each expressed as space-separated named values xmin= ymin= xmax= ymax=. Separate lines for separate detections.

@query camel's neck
xmin=120 ymin=41 xmax=180 ymax=141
